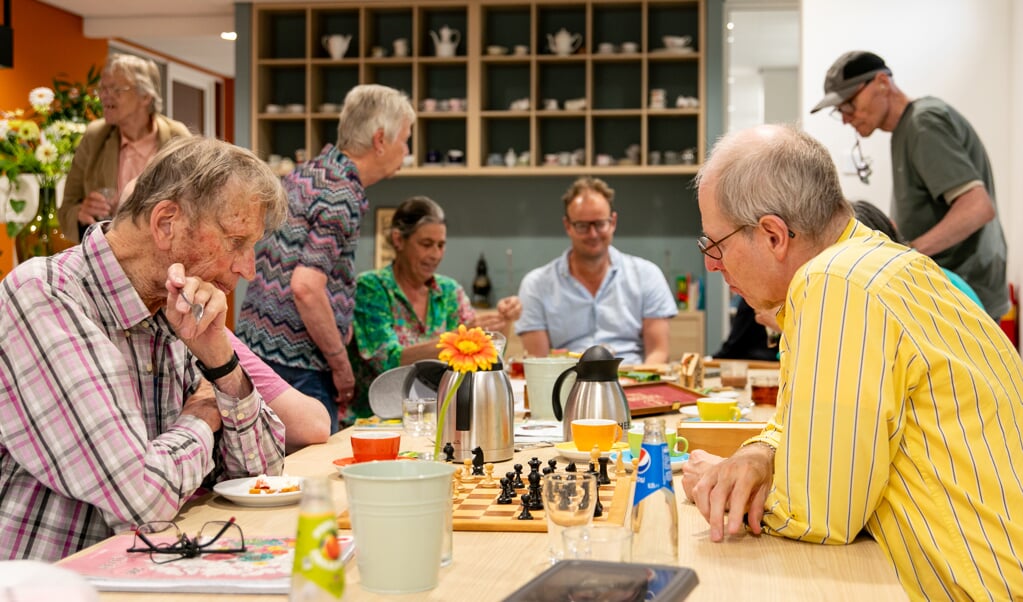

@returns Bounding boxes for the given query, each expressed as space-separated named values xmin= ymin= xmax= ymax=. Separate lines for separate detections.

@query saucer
xmin=554 ymin=441 xmax=628 ymax=462
xmin=609 ymin=449 xmax=688 ymax=472
xmin=679 ymin=406 xmax=752 ymax=420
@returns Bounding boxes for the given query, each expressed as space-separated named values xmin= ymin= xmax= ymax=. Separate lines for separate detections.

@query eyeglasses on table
xmin=126 ymin=517 xmax=246 ymax=564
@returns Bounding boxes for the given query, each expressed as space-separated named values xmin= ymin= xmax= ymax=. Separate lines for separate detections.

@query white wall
xmin=801 ymin=0 xmax=1019 ymax=328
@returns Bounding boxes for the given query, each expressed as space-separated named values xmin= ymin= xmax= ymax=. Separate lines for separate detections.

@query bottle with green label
xmin=290 ymin=476 xmax=345 ymax=601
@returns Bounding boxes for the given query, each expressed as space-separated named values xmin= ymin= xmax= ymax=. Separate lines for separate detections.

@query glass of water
xmin=402 ymin=397 xmax=437 ymax=438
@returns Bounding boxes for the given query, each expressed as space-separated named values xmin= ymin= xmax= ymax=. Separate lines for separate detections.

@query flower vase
xmin=14 ymin=185 xmax=73 ymax=263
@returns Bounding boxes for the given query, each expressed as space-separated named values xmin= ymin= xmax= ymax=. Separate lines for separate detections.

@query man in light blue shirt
xmin=516 ymin=177 xmax=678 ymax=364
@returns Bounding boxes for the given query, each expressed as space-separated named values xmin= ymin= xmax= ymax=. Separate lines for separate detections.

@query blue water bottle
xmin=631 ymin=418 xmax=679 ymax=563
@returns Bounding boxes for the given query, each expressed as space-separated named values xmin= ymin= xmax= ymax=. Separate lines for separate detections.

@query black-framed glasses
xmin=829 ymin=76 xmax=876 ymax=120
xmin=126 ymin=517 xmax=246 ymax=564
xmin=851 ymin=137 xmax=873 ymax=184
xmin=567 ymin=218 xmax=613 ymax=234
xmin=697 ymin=225 xmax=748 ymax=260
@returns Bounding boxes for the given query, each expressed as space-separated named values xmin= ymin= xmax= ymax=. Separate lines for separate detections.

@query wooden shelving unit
xmin=251 ymin=0 xmax=705 ymax=176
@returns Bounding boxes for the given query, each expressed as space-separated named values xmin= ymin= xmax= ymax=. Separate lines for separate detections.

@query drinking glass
xmin=402 ymin=397 xmax=437 ymax=438
xmin=542 ymin=472 xmax=597 ymax=564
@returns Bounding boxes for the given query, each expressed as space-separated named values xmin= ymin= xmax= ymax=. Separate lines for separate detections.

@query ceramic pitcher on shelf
xmin=430 ymin=25 xmax=461 ymax=57
xmin=547 ymin=28 xmax=582 ymax=56
xmin=322 ymin=34 xmax=352 ymax=59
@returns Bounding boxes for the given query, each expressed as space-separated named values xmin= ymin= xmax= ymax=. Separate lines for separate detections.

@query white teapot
xmin=430 ymin=25 xmax=461 ymax=57
xmin=547 ymin=28 xmax=582 ymax=56
xmin=322 ymin=34 xmax=352 ymax=59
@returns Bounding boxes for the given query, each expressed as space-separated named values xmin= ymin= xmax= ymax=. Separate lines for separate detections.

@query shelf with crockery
xmin=251 ymin=0 xmax=704 ymax=176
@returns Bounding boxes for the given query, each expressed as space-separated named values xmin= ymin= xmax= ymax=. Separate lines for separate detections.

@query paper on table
xmin=60 ymin=535 xmax=354 ymax=594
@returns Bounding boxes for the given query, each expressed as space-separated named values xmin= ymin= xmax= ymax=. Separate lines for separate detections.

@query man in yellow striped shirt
xmin=684 ymin=124 xmax=1023 ymax=601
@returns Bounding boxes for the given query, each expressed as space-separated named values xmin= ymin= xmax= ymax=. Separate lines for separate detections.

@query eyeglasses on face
xmin=96 ymin=84 xmax=135 ymax=97
xmin=567 ymin=218 xmax=613 ymax=234
xmin=126 ymin=517 xmax=246 ymax=564
xmin=829 ymin=75 xmax=877 ymax=120
xmin=697 ymin=225 xmax=748 ymax=260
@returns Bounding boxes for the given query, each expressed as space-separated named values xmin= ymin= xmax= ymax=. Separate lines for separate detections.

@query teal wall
xmin=233 ymin=1 xmax=727 ymax=354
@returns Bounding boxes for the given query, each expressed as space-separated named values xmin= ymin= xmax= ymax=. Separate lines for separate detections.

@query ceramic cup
xmin=696 ymin=398 xmax=742 ymax=422
xmin=627 ymin=423 xmax=644 ymax=457
xmin=571 ymin=418 xmax=623 ymax=452
xmin=621 ymin=41 xmax=639 ymax=53
xmin=350 ymin=431 xmax=401 ymax=463
xmin=393 ymin=38 xmax=409 ymax=57
xmin=523 ymin=357 xmax=578 ymax=420
xmin=421 ymin=98 xmax=437 ymax=112
xmin=597 ymin=42 xmax=616 ymax=54
xmin=341 ymin=461 xmax=456 ymax=593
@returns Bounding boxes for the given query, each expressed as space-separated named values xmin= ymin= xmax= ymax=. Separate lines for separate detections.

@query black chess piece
xmin=597 ymin=456 xmax=612 ymax=485
xmin=512 ymin=463 xmax=525 ymax=488
xmin=542 ymin=466 xmax=553 ymax=476
xmin=517 ymin=493 xmax=534 ymax=520
xmin=528 ymin=457 xmax=542 ymax=474
xmin=527 ymin=471 xmax=543 ymax=510
xmin=547 ymin=458 xmax=558 ymax=473
xmin=565 ymin=462 xmax=577 ymax=473
xmin=443 ymin=442 xmax=455 ymax=462
xmin=496 ymin=477 xmax=513 ymax=504
xmin=471 ymin=446 xmax=485 ymax=475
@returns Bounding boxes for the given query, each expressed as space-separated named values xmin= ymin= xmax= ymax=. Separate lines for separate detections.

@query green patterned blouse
xmin=348 ymin=265 xmax=475 ymax=416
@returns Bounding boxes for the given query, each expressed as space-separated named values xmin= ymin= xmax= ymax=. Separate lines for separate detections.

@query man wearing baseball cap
xmin=813 ymin=51 xmax=1008 ymax=320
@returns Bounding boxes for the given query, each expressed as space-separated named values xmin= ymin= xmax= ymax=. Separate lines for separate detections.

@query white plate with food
xmin=554 ymin=441 xmax=629 ymax=462
xmin=213 ymin=475 xmax=303 ymax=507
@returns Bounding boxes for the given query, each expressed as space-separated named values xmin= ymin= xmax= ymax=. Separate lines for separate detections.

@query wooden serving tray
xmin=337 ymin=461 xmax=634 ymax=533
xmin=622 ymin=381 xmax=702 ymax=417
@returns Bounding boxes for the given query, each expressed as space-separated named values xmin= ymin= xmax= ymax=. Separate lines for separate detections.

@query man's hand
xmin=496 ymin=295 xmax=522 ymax=322
xmin=689 ymin=443 xmax=775 ymax=542
xmin=181 ymin=380 xmax=222 ymax=432
xmin=681 ymin=449 xmax=725 ymax=501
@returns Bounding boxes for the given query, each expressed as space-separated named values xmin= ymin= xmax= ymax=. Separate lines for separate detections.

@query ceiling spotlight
xmin=220 ymin=31 xmax=237 ymax=41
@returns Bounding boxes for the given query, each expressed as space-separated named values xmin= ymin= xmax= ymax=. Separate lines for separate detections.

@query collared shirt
xmin=0 ymin=226 xmax=285 ymax=562
xmin=515 ymin=246 xmax=677 ymax=364
xmin=747 ymin=219 xmax=1023 ymax=600
xmin=238 ymin=145 xmax=366 ymax=372
xmin=349 ymin=265 xmax=475 ymax=416
xmin=117 ymin=121 xmax=160 ymax=194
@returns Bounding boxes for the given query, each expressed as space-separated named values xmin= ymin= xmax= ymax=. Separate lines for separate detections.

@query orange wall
xmin=1 ymin=0 xmax=108 ymax=279
xmin=0 ymin=0 xmax=108 ymax=110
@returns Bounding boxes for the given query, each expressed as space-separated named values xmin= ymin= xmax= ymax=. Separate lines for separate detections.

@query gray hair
xmin=117 ymin=137 xmax=287 ymax=233
xmin=695 ymin=124 xmax=851 ymax=245
xmin=387 ymin=195 xmax=445 ymax=250
xmin=336 ymin=84 xmax=416 ymax=155
xmin=104 ymin=53 xmax=164 ymax=114
xmin=561 ymin=176 xmax=615 ymax=214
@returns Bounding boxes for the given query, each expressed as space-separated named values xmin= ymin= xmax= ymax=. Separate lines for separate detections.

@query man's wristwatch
xmin=196 ymin=351 xmax=240 ymax=381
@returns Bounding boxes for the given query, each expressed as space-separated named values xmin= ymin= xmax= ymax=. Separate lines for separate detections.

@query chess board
xmin=337 ymin=461 xmax=635 ymax=534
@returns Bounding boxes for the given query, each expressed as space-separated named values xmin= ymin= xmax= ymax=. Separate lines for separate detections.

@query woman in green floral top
xmin=349 ymin=196 xmax=521 ymax=417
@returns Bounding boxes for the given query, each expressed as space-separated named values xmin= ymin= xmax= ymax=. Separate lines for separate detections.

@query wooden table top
xmin=67 ymin=409 xmax=907 ymax=602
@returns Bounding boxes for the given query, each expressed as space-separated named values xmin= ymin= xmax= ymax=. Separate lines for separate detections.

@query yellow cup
xmin=696 ymin=397 xmax=742 ymax=422
xmin=571 ymin=419 xmax=623 ymax=452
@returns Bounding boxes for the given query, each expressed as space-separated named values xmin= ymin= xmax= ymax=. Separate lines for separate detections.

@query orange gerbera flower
xmin=433 ymin=325 xmax=497 ymax=459
xmin=436 ymin=325 xmax=497 ymax=373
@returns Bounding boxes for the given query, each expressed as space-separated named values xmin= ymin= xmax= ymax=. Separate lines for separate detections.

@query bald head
xmin=696 ymin=124 xmax=851 ymax=246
